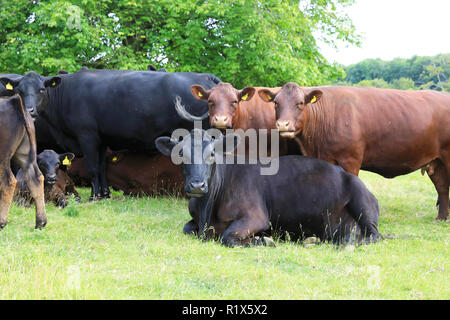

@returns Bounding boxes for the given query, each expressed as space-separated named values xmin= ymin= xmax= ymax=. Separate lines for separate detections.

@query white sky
xmin=320 ymin=0 xmax=450 ymax=66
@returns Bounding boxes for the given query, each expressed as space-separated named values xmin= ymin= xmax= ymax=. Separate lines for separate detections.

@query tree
xmin=354 ymin=78 xmax=391 ymax=89
xmin=0 ymin=0 xmax=360 ymax=88
xmin=391 ymin=78 xmax=416 ymax=90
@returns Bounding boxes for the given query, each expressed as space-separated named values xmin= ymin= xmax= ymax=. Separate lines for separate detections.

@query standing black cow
xmin=156 ymin=129 xmax=382 ymax=246
xmin=34 ymin=68 xmax=220 ymax=200
xmin=0 ymin=71 xmax=61 ymax=118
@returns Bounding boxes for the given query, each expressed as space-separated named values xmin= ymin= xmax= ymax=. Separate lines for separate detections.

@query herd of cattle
xmin=0 ymin=67 xmax=448 ymax=246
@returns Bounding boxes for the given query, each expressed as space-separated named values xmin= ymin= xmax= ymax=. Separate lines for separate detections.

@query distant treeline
xmin=335 ymin=53 xmax=449 ymax=92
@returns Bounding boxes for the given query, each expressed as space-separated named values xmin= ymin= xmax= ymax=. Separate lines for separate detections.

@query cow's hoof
xmin=303 ymin=237 xmax=320 ymax=247
xmin=435 ymin=215 xmax=448 ymax=221
xmin=261 ymin=236 xmax=276 ymax=247
xmin=35 ymin=221 xmax=47 ymax=229
xmin=0 ymin=222 xmax=7 ymax=230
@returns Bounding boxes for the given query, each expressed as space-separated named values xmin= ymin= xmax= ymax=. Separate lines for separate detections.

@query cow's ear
xmin=44 ymin=76 xmax=62 ymax=88
xmin=258 ymin=89 xmax=276 ymax=102
xmin=305 ymin=90 xmax=322 ymax=104
xmin=155 ymin=137 xmax=178 ymax=157
xmin=191 ymin=85 xmax=210 ymax=101
xmin=60 ymin=153 xmax=75 ymax=166
xmin=108 ymin=152 xmax=125 ymax=164
xmin=0 ymin=77 xmax=20 ymax=91
xmin=238 ymin=87 xmax=255 ymax=102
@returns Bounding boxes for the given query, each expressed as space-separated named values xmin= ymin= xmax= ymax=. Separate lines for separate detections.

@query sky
xmin=320 ymin=0 xmax=450 ymax=66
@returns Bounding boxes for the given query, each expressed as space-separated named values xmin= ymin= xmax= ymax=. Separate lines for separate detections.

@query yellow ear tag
xmin=62 ymin=156 xmax=71 ymax=166
xmin=5 ymin=82 xmax=13 ymax=90
xmin=310 ymin=96 xmax=317 ymax=104
xmin=241 ymin=93 xmax=248 ymax=101
xmin=265 ymin=94 xmax=272 ymax=101
xmin=197 ymin=91 xmax=203 ymax=97
xmin=112 ymin=156 xmax=118 ymax=162
xmin=52 ymin=81 xmax=56 ymax=87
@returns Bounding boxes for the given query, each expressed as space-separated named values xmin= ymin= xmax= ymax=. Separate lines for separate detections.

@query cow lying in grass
xmin=15 ymin=150 xmax=79 ymax=208
xmin=155 ymin=129 xmax=382 ymax=246
xmin=67 ymin=150 xmax=185 ymax=197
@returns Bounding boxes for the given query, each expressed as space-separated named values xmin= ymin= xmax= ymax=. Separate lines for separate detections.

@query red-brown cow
xmin=177 ymin=82 xmax=301 ymax=156
xmin=68 ymin=150 xmax=185 ymax=197
xmin=258 ymin=83 xmax=450 ymax=220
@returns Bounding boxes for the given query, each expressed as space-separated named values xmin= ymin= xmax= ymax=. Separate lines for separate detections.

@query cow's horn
xmin=174 ymin=95 xmax=209 ymax=122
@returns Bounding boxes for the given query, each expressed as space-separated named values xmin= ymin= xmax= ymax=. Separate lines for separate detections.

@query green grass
xmin=0 ymin=171 xmax=448 ymax=299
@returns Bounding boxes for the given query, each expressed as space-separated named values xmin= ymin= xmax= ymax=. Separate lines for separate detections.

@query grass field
xmin=0 ymin=170 xmax=448 ymax=300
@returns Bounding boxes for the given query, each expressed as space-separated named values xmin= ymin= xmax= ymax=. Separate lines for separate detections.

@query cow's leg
xmin=14 ymin=159 xmax=47 ymax=228
xmin=427 ymin=160 xmax=449 ymax=220
xmin=344 ymin=179 xmax=382 ymax=244
xmin=0 ymin=167 xmax=17 ymax=229
xmin=78 ymin=136 xmax=102 ymax=200
xmin=336 ymin=157 xmax=361 ymax=176
xmin=221 ymin=214 xmax=270 ymax=247
xmin=183 ymin=219 xmax=198 ymax=235
xmin=50 ymin=187 xmax=68 ymax=208
xmin=98 ymin=145 xmax=110 ymax=199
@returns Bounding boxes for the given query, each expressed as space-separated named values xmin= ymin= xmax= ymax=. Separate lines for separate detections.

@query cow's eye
xmin=39 ymin=88 xmax=45 ymax=94
xmin=297 ymin=102 xmax=304 ymax=109
xmin=231 ymin=101 xmax=238 ymax=108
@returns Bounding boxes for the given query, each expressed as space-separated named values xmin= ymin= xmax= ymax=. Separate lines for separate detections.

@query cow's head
xmin=37 ymin=150 xmax=75 ymax=186
xmin=259 ymin=82 xmax=322 ymax=138
xmin=0 ymin=71 xmax=61 ymax=118
xmin=155 ymin=129 xmax=239 ymax=198
xmin=190 ymin=83 xmax=255 ymax=129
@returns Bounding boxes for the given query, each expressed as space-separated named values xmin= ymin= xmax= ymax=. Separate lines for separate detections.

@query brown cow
xmin=258 ymin=83 xmax=450 ymax=220
xmin=68 ymin=150 xmax=185 ymax=197
xmin=0 ymin=95 xmax=46 ymax=229
xmin=15 ymin=150 xmax=79 ymax=208
xmin=184 ymin=82 xmax=301 ymax=156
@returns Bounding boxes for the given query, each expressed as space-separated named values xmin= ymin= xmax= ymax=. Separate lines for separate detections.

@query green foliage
xmin=354 ymin=78 xmax=390 ymax=89
xmin=342 ymin=54 xmax=450 ymax=91
xmin=0 ymin=0 xmax=360 ymax=87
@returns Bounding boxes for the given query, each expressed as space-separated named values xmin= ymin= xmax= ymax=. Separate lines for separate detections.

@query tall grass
xmin=0 ymin=171 xmax=448 ymax=299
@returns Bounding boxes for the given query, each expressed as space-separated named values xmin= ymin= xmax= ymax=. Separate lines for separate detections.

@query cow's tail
xmin=13 ymin=94 xmax=37 ymax=158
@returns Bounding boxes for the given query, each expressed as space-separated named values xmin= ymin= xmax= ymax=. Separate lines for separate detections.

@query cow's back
xmin=44 ymin=69 xmax=219 ymax=152
xmin=305 ymin=86 xmax=450 ymax=176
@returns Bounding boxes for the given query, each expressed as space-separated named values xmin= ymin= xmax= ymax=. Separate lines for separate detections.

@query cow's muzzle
xmin=27 ymin=107 xmax=38 ymax=118
xmin=213 ymin=116 xmax=231 ymax=129
xmin=276 ymin=120 xmax=295 ymax=138
xmin=186 ymin=180 xmax=208 ymax=197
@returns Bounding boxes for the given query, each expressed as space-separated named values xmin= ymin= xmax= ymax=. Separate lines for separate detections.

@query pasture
xmin=0 ymin=170 xmax=448 ymax=300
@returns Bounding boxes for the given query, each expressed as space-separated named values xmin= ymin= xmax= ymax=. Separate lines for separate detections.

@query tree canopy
xmin=340 ymin=54 xmax=450 ymax=91
xmin=0 ymin=0 xmax=360 ymax=88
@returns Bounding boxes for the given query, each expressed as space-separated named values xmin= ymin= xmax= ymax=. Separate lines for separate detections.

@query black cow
xmin=155 ymin=129 xmax=382 ymax=246
xmin=15 ymin=150 xmax=79 ymax=208
xmin=0 ymin=95 xmax=47 ymax=229
xmin=0 ymin=71 xmax=61 ymax=118
xmin=34 ymin=68 xmax=220 ymax=200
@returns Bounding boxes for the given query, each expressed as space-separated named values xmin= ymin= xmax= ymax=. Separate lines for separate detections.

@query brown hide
xmin=267 ymin=84 xmax=450 ymax=220
xmin=68 ymin=151 xmax=185 ymax=197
